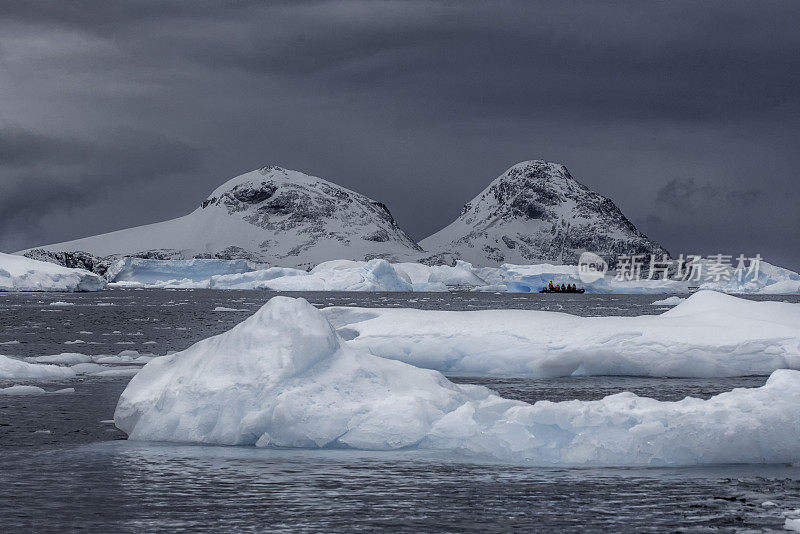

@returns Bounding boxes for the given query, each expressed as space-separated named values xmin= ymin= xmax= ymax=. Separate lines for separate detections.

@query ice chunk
xmin=650 ymin=296 xmax=685 ymax=306
xmin=0 ymin=354 xmax=76 ymax=379
xmin=323 ymin=291 xmax=800 ymax=377
xmin=213 ymin=306 xmax=248 ymax=312
xmin=27 ymin=353 xmax=93 ymax=365
xmin=114 ymin=296 xmax=800 ymax=466
xmin=0 ymin=252 xmax=105 ymax=292
xmin=0 ymin=385 xmax=74 ymax=395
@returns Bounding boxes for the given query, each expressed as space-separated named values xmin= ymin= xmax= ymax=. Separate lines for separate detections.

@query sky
xmin=1 ymin=0 xmax=799 ymax=269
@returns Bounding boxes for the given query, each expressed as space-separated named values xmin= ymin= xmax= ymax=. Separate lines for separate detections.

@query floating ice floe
xmin=650 ymin=296 xmax=685 ymax=306
xmin=0 ymin=385 xmax=74 ymax=395
xmin=323 ymin=291 xmax=800 ymax=377
xmin=0 ymin=252 xmax=105 ymax=292
xmin=0 ymin=354 xmax=77 ymax=379
xmin=114 ymin=296 xmax=800 ymax=465
xmin=0 ymin=350 xmax=160 ymax=381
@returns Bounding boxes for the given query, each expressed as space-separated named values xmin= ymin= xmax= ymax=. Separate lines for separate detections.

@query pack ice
xmin=323 ymin=291 xmax=800 ymax=377
xmin=114 ymin=296 xmax=800 ymax=465
xmin=0 ymin=252 xmax=105 ymax=292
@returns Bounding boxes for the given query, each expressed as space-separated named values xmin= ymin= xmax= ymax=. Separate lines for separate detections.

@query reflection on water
xmin=1 ymin=442 xmax=799 ymax=533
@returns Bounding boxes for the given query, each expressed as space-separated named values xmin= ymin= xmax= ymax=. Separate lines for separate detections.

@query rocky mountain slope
xmin=420 ymin=160 xmax=668 ymax=267
xmin=21 ymin=166 xmax=422 ymax=269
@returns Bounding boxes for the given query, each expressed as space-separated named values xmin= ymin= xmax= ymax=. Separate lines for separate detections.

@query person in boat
xmin=548 ymin=281 xmax=554 ymax=291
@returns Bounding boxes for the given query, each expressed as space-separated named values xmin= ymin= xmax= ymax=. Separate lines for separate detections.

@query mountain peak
xmin=23 ymin=166 xmax=422 ymax=268
xmin=421 ymin=160 xmax=668 ymax=267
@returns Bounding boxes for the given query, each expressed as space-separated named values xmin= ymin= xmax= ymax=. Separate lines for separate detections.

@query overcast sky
xmin=1 ymin=0 xmax=798 ymax=268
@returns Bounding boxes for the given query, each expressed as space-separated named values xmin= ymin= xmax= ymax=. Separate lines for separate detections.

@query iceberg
xmin=323 ymin=291 xmax=800 ymax=377
xmin=114 ymin=296 xmax=800 ymax=465
xmin=393 ymin=260 xmax=487 ymax=288
xmin=106 ymin=258 xmax=414 ymax=292
xmin=115 ymin=296 xmax=470 ymax=449
xmin=106 ymin=257 xmax=267 ymax=285
xmin=262 ymin=259 xmax=412 ymax=292
xmin=0 ymin=252 xmax=106 ymax=292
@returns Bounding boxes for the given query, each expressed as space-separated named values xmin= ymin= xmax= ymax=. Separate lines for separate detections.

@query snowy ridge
xmin=115 ymin=296 xmax=800 ymax=465
xmin=421 ymin=160 xmax=668 ymax=267
xmin=21 ymin=166 xmax=422 ymax=269
xmin=323 ymin=291 xmax=800 ymax=377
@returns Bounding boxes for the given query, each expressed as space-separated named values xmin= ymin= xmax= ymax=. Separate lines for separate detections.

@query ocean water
xmin=1 ymin=289 xmax=799 ymax=532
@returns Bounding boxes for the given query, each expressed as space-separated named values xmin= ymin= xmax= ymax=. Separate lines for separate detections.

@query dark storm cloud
xmin=0 ymin=127 xmax=202 ymax=251
xmin=656 ymin=178 xmax=762 ymax=211
xmin=1 ymin=0 xmax=798 ymax=267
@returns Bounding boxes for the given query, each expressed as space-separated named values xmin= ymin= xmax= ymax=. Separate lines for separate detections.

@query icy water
xmin=2 ymin=290 xmax=800 ymax=532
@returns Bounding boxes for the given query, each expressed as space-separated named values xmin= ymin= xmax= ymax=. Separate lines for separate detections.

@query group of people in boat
xmin=541 ymin=281 xmax=583 ymax=293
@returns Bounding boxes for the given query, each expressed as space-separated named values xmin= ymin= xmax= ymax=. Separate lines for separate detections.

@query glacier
xmin=0 ymin=252 xmax=106 ymax=292
xmin=114 ymin=296 xmax=800 ymax=466
xmin=323 ymin=291 xmax=800 ymax=377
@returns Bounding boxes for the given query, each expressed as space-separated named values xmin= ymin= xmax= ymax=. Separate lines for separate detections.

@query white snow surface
xmin=0 ymin=252 xmax=105 ymax=292
xmin=114 ymin=296 xmax=800 ymax=465
xmin=323 ymin=291 xmax=800 ymax=377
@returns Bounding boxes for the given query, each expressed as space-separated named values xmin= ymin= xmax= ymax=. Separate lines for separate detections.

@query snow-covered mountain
xmin=420 ymin=160 xmax=668 ymax=267
xmin=22 ymin=166 xmax=422 ymax=269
